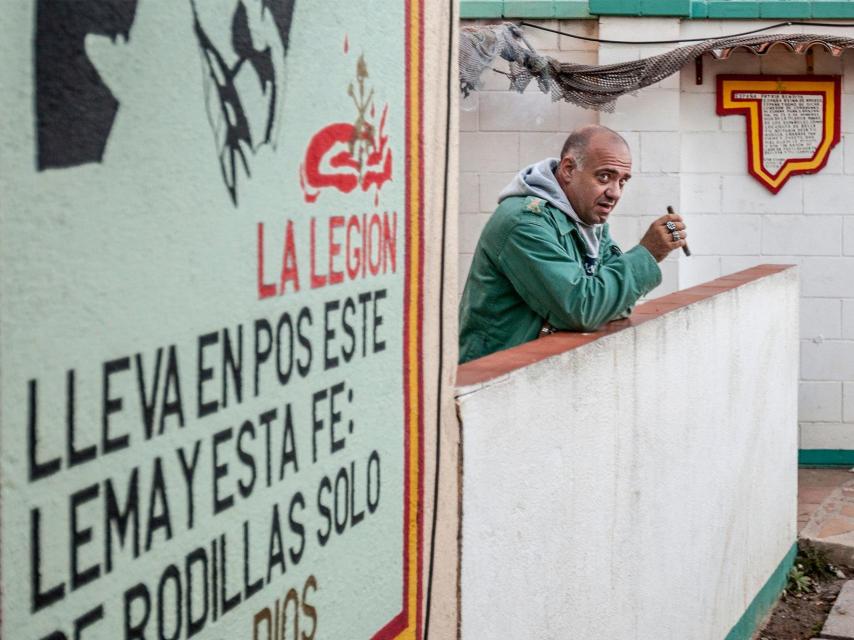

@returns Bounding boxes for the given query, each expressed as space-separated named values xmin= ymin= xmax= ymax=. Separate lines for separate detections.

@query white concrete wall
xmin=459 ymin=17 xmax=854 ymax=449
xmin=456 ymin=268 xmax=799 ymax=639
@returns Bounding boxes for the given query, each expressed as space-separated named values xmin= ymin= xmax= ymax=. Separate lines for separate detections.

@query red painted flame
xmin=299 ymin=104 xmax=393 ymax=204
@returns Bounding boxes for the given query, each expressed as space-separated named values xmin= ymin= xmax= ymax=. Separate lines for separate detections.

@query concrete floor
xmin=799 ymin=468 xmax=854 ymax=534
xmin=799 ymin=468 xmax=854 ymax=566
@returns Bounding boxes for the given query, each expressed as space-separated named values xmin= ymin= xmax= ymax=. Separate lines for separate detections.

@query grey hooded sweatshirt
xmin=498 ymin=157 xmax=602 ymax=263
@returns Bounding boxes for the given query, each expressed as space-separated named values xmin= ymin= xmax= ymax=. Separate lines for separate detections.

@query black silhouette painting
xmin=190 ymin=0 xmax=296 ymax=205
xmin=35 ymin=0 xmax=138 ymax=170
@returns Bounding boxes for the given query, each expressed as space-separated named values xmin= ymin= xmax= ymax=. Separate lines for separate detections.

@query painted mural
xmin=299 ymin=51 xmax=393 ymax=206
xmin=191 ymin=0 xmax=296 ymax=205
xmin=35 ymin=0 xmax=140 ymax=169
xmin=0 ymin=1 xmax=423 ymax=639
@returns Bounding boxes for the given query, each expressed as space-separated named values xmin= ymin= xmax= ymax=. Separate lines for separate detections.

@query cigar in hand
xmin=667 ymin=205 xmax=691 ymax=257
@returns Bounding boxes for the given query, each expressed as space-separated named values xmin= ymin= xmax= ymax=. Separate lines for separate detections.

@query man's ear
xmin=559 ymin=155 xmax=575 ymax=181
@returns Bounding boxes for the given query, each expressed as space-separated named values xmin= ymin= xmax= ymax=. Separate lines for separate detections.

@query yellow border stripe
xmin=401 ymin=0 xmax=421 ymax=637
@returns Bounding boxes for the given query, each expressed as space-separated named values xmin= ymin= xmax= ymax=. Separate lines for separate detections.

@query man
xmin=458 ymin=124 xmax=688 ymax=364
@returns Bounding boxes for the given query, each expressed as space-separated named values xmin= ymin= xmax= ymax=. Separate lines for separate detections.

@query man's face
xmin=559 ymin=135 xmax=632 ymax=226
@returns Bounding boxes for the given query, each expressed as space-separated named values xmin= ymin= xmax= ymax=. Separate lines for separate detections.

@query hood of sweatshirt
xmin=497 ymin=157 xmax=601 ymax=259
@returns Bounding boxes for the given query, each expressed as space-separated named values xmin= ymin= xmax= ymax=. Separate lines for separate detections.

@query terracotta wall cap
xmin=456 ymin=264 xmax=795 ymax=389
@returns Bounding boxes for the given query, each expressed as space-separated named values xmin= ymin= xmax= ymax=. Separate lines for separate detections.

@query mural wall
xmin=1 ymin=1 xmax=457 ymax=638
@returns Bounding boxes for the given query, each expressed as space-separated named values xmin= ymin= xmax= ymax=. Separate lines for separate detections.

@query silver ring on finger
xmin=665 ymin=221 xmax=677 ymax=232
xmin=672 ymin=231 xmax=681 ymax=241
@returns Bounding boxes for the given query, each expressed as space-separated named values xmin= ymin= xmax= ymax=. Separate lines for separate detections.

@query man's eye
xmin=597 ymin=174 xmax=609 ymax=182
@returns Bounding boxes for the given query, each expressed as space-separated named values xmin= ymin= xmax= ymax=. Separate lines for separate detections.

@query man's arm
xmin=497 ymin=218 xmax=661 ymax=332
xmin=599 ymin=228 xmax=634 ymax=319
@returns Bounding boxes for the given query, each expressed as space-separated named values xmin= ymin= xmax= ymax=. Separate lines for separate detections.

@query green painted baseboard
xmin=724 ymin=543 xmax=797 ymax=640
xmin=799 ymin=449 xmax=854 ymax=467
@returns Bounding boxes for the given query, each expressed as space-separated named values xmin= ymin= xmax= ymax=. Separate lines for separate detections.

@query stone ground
xmin=799 ymin=468 xmax=854 ymax=567
xmin=754 ymin=468 xmax=854 ymax=640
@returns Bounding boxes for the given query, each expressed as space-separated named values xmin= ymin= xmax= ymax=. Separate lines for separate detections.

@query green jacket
xmin=458 ymin=195 xmax=661 ymax=364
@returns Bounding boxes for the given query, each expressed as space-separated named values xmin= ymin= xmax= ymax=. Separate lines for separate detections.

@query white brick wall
xmin=844 ymin=136 xmax=854 ymax=173
xmin=762 ymin=216 xmax=842 ymax=255
xmin=678 ymin=254 xmax=721 ymax=288
xmin=845 ymin=216 xmax=854 ymax=255
xmin=479 ymin=92 xmax=560 ymax=131
xmin=681 ymin=132 xmax=745 ymax=173
xmin=845 ymin=383 xmax=854 ymax=423
xmin=804 ymin=175 xmax=854 ymax=214
xmin=722 ymin=175 xmax=803 ymax=214
xmin=459 ymin=131 xmax=519 ymax=172
xmin=459 ymin=213 xmax=491 ymax=254
xmin=616 ymin=175 xmax=680 ymax=216
xmin=719 ymin=254 xmax=803 ymax=274
xmin=680 ymin=93 xmax=718 ymax=131
xmin=459 ymin=171 xmax=479 ymax=213
xmin=681 ymin=214 xmax=761 ymax=255
xmin=602 ymin=89 xmax=681 ymax=132
xmin=802 ymin=341 xmax=854 ymax=380
xmin=478 ymin=171 xmax=516 ymax=210
xmin=801 ymin=423 xmax=854 ymax=449
xmin=680 ymin=174 xmax=722 ymax=213
xmin=458 ymin=17 xmax=854 ymax=449
xmin=519 ymin=132 xmax=571 ymax=166
xmin=639 ymin=132 xmax=680 ymax=173
xmin=801 ymin=298 xmax=841 ymax=340
xmin=801 ymin=258 xmax=854 ymax=297
xmin=799 ymin=381 xmax=843 ymax=422
xmin=844 ymin=300 xmax=854 ymax=339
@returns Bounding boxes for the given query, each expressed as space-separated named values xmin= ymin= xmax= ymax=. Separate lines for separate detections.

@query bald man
xmin=458 ymin=125 xmax=688 ymax=364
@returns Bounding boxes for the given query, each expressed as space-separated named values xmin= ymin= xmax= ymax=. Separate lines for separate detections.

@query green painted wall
xmin=0 ymin=1 xmax=437 ymax=638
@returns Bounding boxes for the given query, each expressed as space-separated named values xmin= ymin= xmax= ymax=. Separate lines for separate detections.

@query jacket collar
xmin=544 ymin=200 xmax=576 ymax=236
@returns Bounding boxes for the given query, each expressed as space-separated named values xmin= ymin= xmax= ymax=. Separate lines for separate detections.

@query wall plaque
xmin=717 ymin=75 xmax=841 ymax=193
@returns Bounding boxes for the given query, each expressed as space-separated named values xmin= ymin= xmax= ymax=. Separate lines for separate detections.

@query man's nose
xmin=605 ymin=182 xmax=622 ymax=200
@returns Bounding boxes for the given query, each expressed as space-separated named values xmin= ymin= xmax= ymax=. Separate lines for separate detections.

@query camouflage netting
xmin=460 ymin=23 xmax=854 ymax=111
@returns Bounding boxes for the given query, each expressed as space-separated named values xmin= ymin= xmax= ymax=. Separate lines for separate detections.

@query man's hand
xmin=639 ymin=213 xmax=688 ymax=262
